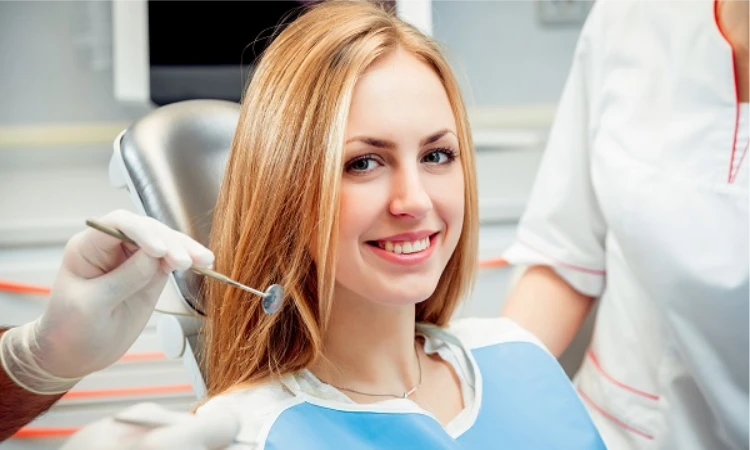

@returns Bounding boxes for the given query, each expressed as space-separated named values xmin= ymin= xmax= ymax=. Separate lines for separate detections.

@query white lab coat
xmin=502 ymin=1 xmax=749 ymax=449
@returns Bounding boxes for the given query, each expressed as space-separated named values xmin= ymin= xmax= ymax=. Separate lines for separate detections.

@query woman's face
xmin=334 ymin=48 xmax=465 ymax=308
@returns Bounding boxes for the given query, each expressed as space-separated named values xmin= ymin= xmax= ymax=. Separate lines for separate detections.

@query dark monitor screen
xmin=147 ymin=0 xmax=312 ymax=105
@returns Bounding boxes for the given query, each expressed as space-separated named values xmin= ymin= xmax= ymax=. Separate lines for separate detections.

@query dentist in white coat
xmin=501 ymin=0 xmax=749 ymax=449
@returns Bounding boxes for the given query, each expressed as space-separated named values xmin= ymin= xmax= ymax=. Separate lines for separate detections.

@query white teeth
xmin=378 ymin=237 xmax=430 ymax=255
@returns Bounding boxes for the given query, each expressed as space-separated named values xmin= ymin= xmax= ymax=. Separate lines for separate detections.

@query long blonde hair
xmin=203 ymin=0 xmax=478 ymax=397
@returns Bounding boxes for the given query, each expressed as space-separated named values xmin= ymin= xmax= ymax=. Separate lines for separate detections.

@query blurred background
xmin=0 ymin=1 xmax=595 ymax=448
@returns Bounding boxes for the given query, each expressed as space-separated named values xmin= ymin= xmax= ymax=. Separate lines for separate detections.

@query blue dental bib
xmin=263 ymin=342 xmax=607 ymax=449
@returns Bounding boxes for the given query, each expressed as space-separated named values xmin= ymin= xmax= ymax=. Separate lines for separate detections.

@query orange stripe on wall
xmin=62 ymin=384 xmax=193 ymax=400
xmin=0 ymin=280 xmax=51 ymax=295
xmin=118 ymin=352 xmax=166 ymax=363
xmin=478 ymin=258 xmax=509 ymax=269
xmin=13 ymin=427 xmax=79 ymax=439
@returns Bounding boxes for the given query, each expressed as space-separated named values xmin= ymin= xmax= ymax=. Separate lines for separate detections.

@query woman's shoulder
xmin=195 ymin=379 xmax=301 ymax=446
xmin=445 ymin=316 xmax=552 ymax=355
xmin=443 ymin=318 xmax=572 ymax=383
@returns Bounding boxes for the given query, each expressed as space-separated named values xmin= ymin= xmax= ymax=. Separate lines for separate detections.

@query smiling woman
xmin=195 ymin=1 xmax=607 ymax=448
xmin=335 ymin=48 xmax=467 ymax=315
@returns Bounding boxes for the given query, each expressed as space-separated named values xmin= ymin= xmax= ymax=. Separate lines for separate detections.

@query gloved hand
xmin=0 ymin=209 xmax=214 ymax=394
xmin=59 ymin=402 xmax=242 ymax=450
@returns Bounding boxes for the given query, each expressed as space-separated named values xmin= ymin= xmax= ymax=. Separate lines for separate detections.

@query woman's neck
xmin=309 ymin=286 xmax=421 ymax=398
xmin=718 ymin=0 xmax=749 ymax=102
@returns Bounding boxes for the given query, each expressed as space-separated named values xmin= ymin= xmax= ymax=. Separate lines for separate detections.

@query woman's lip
xmin=366 ymin=233 xmax=438 ymax=266
xmin=373 ymin=230 xmax=437 ymax=242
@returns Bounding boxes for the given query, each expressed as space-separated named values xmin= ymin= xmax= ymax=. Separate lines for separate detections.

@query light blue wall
xmin=432 ymin=0 xmax=587 ymax=108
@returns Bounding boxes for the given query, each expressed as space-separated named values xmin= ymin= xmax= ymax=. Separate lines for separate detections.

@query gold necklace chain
xmin=324 ymin=341 xmax=422 ymax=399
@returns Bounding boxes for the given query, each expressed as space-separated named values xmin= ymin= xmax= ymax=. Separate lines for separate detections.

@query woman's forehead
xmin=345 ymin=50 xmax=457 ymax=142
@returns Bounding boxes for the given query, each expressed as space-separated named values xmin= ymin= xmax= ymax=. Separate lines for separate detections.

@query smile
xmin=365 ymin=233 xmax=438 ymax=265
xmin=376 ymin=237 xmax=430 ymax=254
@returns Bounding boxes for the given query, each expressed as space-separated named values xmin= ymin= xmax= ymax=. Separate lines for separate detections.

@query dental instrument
xmin=85 ymin=218 xmax=285 ymax=315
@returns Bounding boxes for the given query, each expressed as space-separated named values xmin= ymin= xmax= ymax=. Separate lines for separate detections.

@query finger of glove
xmin=151 ymin=229 xmax=196 ymax=274
xmin=96 ymin=210 xmax=170 ymax=258
xmin=174 ymin=231 xmax=214 ymax=268
xmin=150 ymin=220 xmax=214 ymax=271
xmin=63 ymin=218 xmax=166 ymax=282
xmin=113 ymin=402 xmax=194 ymax=428
xmin=58 ymin=416 xmax=146 ymax=450
xmin=100 ymin=210 xmax=213 ymax=271
xmin=135 ymin=410 xmax=240 ymax=450
xmin=88 ymin=250 xmax=166 ymax=310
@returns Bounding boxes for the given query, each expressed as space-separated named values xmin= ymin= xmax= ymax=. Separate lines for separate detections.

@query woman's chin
xmin=370 ymin=283 xmax=438 ymax=308
xmin=335 ymin=275 xmax=441 ymax=310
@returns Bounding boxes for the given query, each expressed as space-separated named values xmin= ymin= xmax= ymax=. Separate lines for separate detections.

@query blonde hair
xmin=202 ymin=0 xmax=478 ymax=397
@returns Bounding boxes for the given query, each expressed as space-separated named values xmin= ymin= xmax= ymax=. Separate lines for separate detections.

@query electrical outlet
xmin=536 ymin=0 xmax=594 ymax=26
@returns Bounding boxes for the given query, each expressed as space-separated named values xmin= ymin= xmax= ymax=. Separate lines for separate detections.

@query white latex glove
xmin=59 ymin=402 xmax=242 ymax=450
xmin=0 ymin=209 xmax=214 ymax=394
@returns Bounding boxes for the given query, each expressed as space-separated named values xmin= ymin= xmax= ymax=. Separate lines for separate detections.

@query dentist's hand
xmin=0 ymin=209 xmax=214 ymax=394
xmin=59 ymin=402 xmax=241 ymax=450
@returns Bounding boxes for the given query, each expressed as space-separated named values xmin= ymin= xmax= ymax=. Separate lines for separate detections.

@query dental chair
xmin=108 ymin=99 xmax=241 ymax=399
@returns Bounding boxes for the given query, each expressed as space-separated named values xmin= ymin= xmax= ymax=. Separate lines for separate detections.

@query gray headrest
xmin=118 ymin=99 xmax=241 ymax=313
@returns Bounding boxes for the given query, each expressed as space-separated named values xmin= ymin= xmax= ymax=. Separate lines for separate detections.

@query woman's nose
xmin=389 ymin=167 xmax=432 ymax=219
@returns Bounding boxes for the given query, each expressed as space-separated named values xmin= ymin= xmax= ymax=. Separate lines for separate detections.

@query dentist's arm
xmin=0 ymin=328 xmax=65 ymax=441
xmin=499 ymin=3 xmax=604 ymax=357
xmin=501 ymin=266 xmax=594 ymax=357
xmin=0 ymin=209 xmax=214 ymax=441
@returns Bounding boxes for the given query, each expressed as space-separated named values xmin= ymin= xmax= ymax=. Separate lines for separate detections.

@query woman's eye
xmin=422 ymin=148 xmax=457 ymax=165
xmin=345 ymin=156 xmax=380 ymax=174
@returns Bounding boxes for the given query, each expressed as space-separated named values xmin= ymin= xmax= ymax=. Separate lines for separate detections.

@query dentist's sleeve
xmin=502 ymin=3 xmax=606 ymax=298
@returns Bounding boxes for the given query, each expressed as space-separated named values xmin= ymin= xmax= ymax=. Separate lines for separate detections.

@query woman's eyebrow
xmin=344 ymin=129 xmax=457 ymax=149
xmin=420 ymin=129 xmax=456 ymax=146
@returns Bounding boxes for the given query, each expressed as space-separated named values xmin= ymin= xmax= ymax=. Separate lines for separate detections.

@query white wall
xmin=0 ymin=1 xmax=149 ymax=124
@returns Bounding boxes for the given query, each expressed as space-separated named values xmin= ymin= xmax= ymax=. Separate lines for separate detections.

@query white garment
xmin=503 ymin=1 xmax=749 ymax=449
xmin=194 ymin=318 xmax=571 ymax=448
xmin=731 ymin=104 xmax=749 ymax=185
